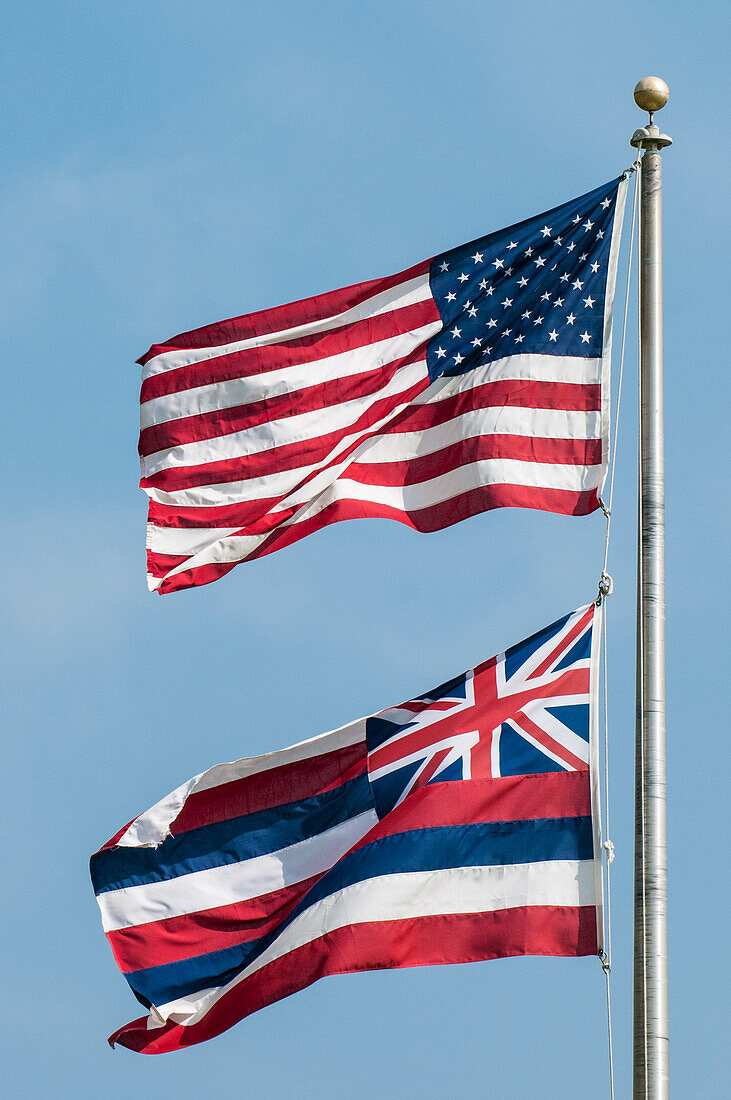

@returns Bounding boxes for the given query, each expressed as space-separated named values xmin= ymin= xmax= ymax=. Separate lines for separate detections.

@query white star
xmin=549 ymin=329 xmax=559 ymax=341
xmin=467 ymin=306 xmax=478 ymax=318
xmin=436 ymin=347 xmax=446 ymax=358
xmin=554 ymin=296 xmax=564 ymax=307
xmin=566 ymin=313 xmax=576 ymax=325
xmin=518 ymin=276 xmax=528 ymax=287
xmin=450 ymin=325 xmax=461 ymax=338
xmin=471 ymin=337 xmax=483 ymax=348
xmin=601 ymin=197 xmax=612 ymax=209
xmin=501 ymin=297 xmax=513 ymax=308
xmin=454 ymin=352 xmax=464 ymax=365
xmin=485 ymin=285 xmax=494 ymax=296
xmin=572 ymin=214 xmax=581 ymax=224
xmin=580 ymin=331 xmax=591 ymax=343
xmin=597 ymin=229 xmax=605 ymax=239
xmin=507 ymin=240 xmax=518 ymax=250
xmin=541 ymin=291 xmax=551 ymax=302
xmin=501 ymin=328 xmax=511 ymax=337
xmin=487 ymin=318 xmax=498 ymax=328
xmin=560 ymin=272 xmax=570 ymax=283
xmin=463 ymin=300 xmax=471 ymax=310
xmin=492 ymin=258 xmax=504 ymax=270
xmin=572 ymin=278 xmax=584 ymax=290
xmin=590 ymin=261 xmax=600 ymax=273
xmin=554 ymin=235 xmax=562 ymax=245
xmin=567 ymin=242 xmax=576 ymax=252
xmin=521 ymin=310 xmax=531 ymax=319
xmin=533 ymin=316 xmax=544 ymax=325
xmin=583 ymin=295 xmax=595 ymax=309
xmin=485 ymin=346 xmax=492 ymax=355
xmin=439 ymin=261 xmax=449 ymax=272
xmin=515 ymin=334 xmax=525 ymax=343
xmin=524 ymin=246 xmax=533 ymax=257
xmin=472 ymin=251 xmax=484 ymax=264
xmin=583 ymin=219 xmax=594 ymax=232
xmin=580 ymin=252 xmax=588 ymax=261
xmin=479 ymin=278 xmax=489 ymax=290
xmin=541 ymin=225 xmax=552 ymax=237
xmin=505 ymin=267 xmax=513 ymax=276
xmin=458 ymin=272 xmax=469 ymax=283
xmin=446 ymin=291 xmax=456 ymax=302
xmin=534 ymin=256 xmax=546 ymax=268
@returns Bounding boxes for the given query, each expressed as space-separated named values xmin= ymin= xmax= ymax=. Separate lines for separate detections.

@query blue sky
xmin=2 ymin=2 xmax=727 ymax=1096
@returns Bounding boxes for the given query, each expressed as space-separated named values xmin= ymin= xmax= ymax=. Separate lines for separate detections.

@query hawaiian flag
xmin=90 ymin=606 xmax=603 ymax=1054
xmin=140 ymin=177 xmax=627 ymax=593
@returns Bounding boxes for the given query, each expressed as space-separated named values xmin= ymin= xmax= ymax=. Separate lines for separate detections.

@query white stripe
xmin=142 ymin=273 xmax=432 ymax=379
xmin=98 ymin=809 xmax=378 ymax=932
xmin=149 ymin=859 xmax=597 ymax=1024
xmin=141 ymin=358 xmax=428 ymax=478
xmin=141 ymin=321 xmax=441 ymax=430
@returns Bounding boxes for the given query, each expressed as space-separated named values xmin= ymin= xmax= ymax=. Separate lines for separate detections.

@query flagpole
xmin=630 ymin=77 xmax=672 ymax=1099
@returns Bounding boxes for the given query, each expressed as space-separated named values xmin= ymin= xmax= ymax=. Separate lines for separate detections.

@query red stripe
xmin=110 ymin=905 xmax=598 ymax=1053
xmin=360 ymin=769 xmax=591 ymax=844
xmin=170 ymin=741 xmax=367 ymax=836
xmin=140 ymin=298 xmax=439 ymax=404
xmin=146 ymin=434 xmax=602 ymax=530
xmin=395 ymin=379 xmax=600 ymax=435
xmin=138 ymin=259 xmax=433 ymax=366
xmin=106 ymin=874 xmax=321 ymax=974
xmin=150 ymin=483 xmax=599 ymax=594
xmin=139 ymin=343 xmax=432 ymax=457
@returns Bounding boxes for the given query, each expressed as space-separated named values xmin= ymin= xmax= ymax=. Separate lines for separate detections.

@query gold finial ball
xmin=633 ymin=76 xmax=669 ymax=114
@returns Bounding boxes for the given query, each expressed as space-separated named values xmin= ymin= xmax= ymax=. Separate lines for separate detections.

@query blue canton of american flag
xmin=427 ymin=179 xmax=620 ymax=380
xmin=367 ymin=606 xmax=595 ymax=819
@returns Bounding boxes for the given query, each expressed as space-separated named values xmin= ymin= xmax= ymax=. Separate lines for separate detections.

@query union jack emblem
xmin=366 ymin=605 xmax=595 ymax=819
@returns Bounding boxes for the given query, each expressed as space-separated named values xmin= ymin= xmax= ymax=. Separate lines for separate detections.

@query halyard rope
xmin=596 ymin=158 xmax=641 ymax=1100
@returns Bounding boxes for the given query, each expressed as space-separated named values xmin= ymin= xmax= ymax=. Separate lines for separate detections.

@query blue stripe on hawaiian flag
xmin=123 ymin=814 xmax=592 ymax=1006
xmin=90 ymin=774 xmax=373 ymax=895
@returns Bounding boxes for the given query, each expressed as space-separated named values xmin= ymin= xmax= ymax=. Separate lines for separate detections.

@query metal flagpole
xmin=630 ymin=77 xmax=672 ymax=1099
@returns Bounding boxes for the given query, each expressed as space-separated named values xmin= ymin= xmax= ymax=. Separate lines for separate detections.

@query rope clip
xmin=596 ymin=571 xmax=614 ymax=605
xmin=603 ymin=839 xmax=615 ymax=864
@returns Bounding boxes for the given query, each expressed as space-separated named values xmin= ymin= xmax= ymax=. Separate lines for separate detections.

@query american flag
xmin=90 ymin=606 xmax=602 ymax=1054
xmin=140 ymin=177 xmax=627 ymax=593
